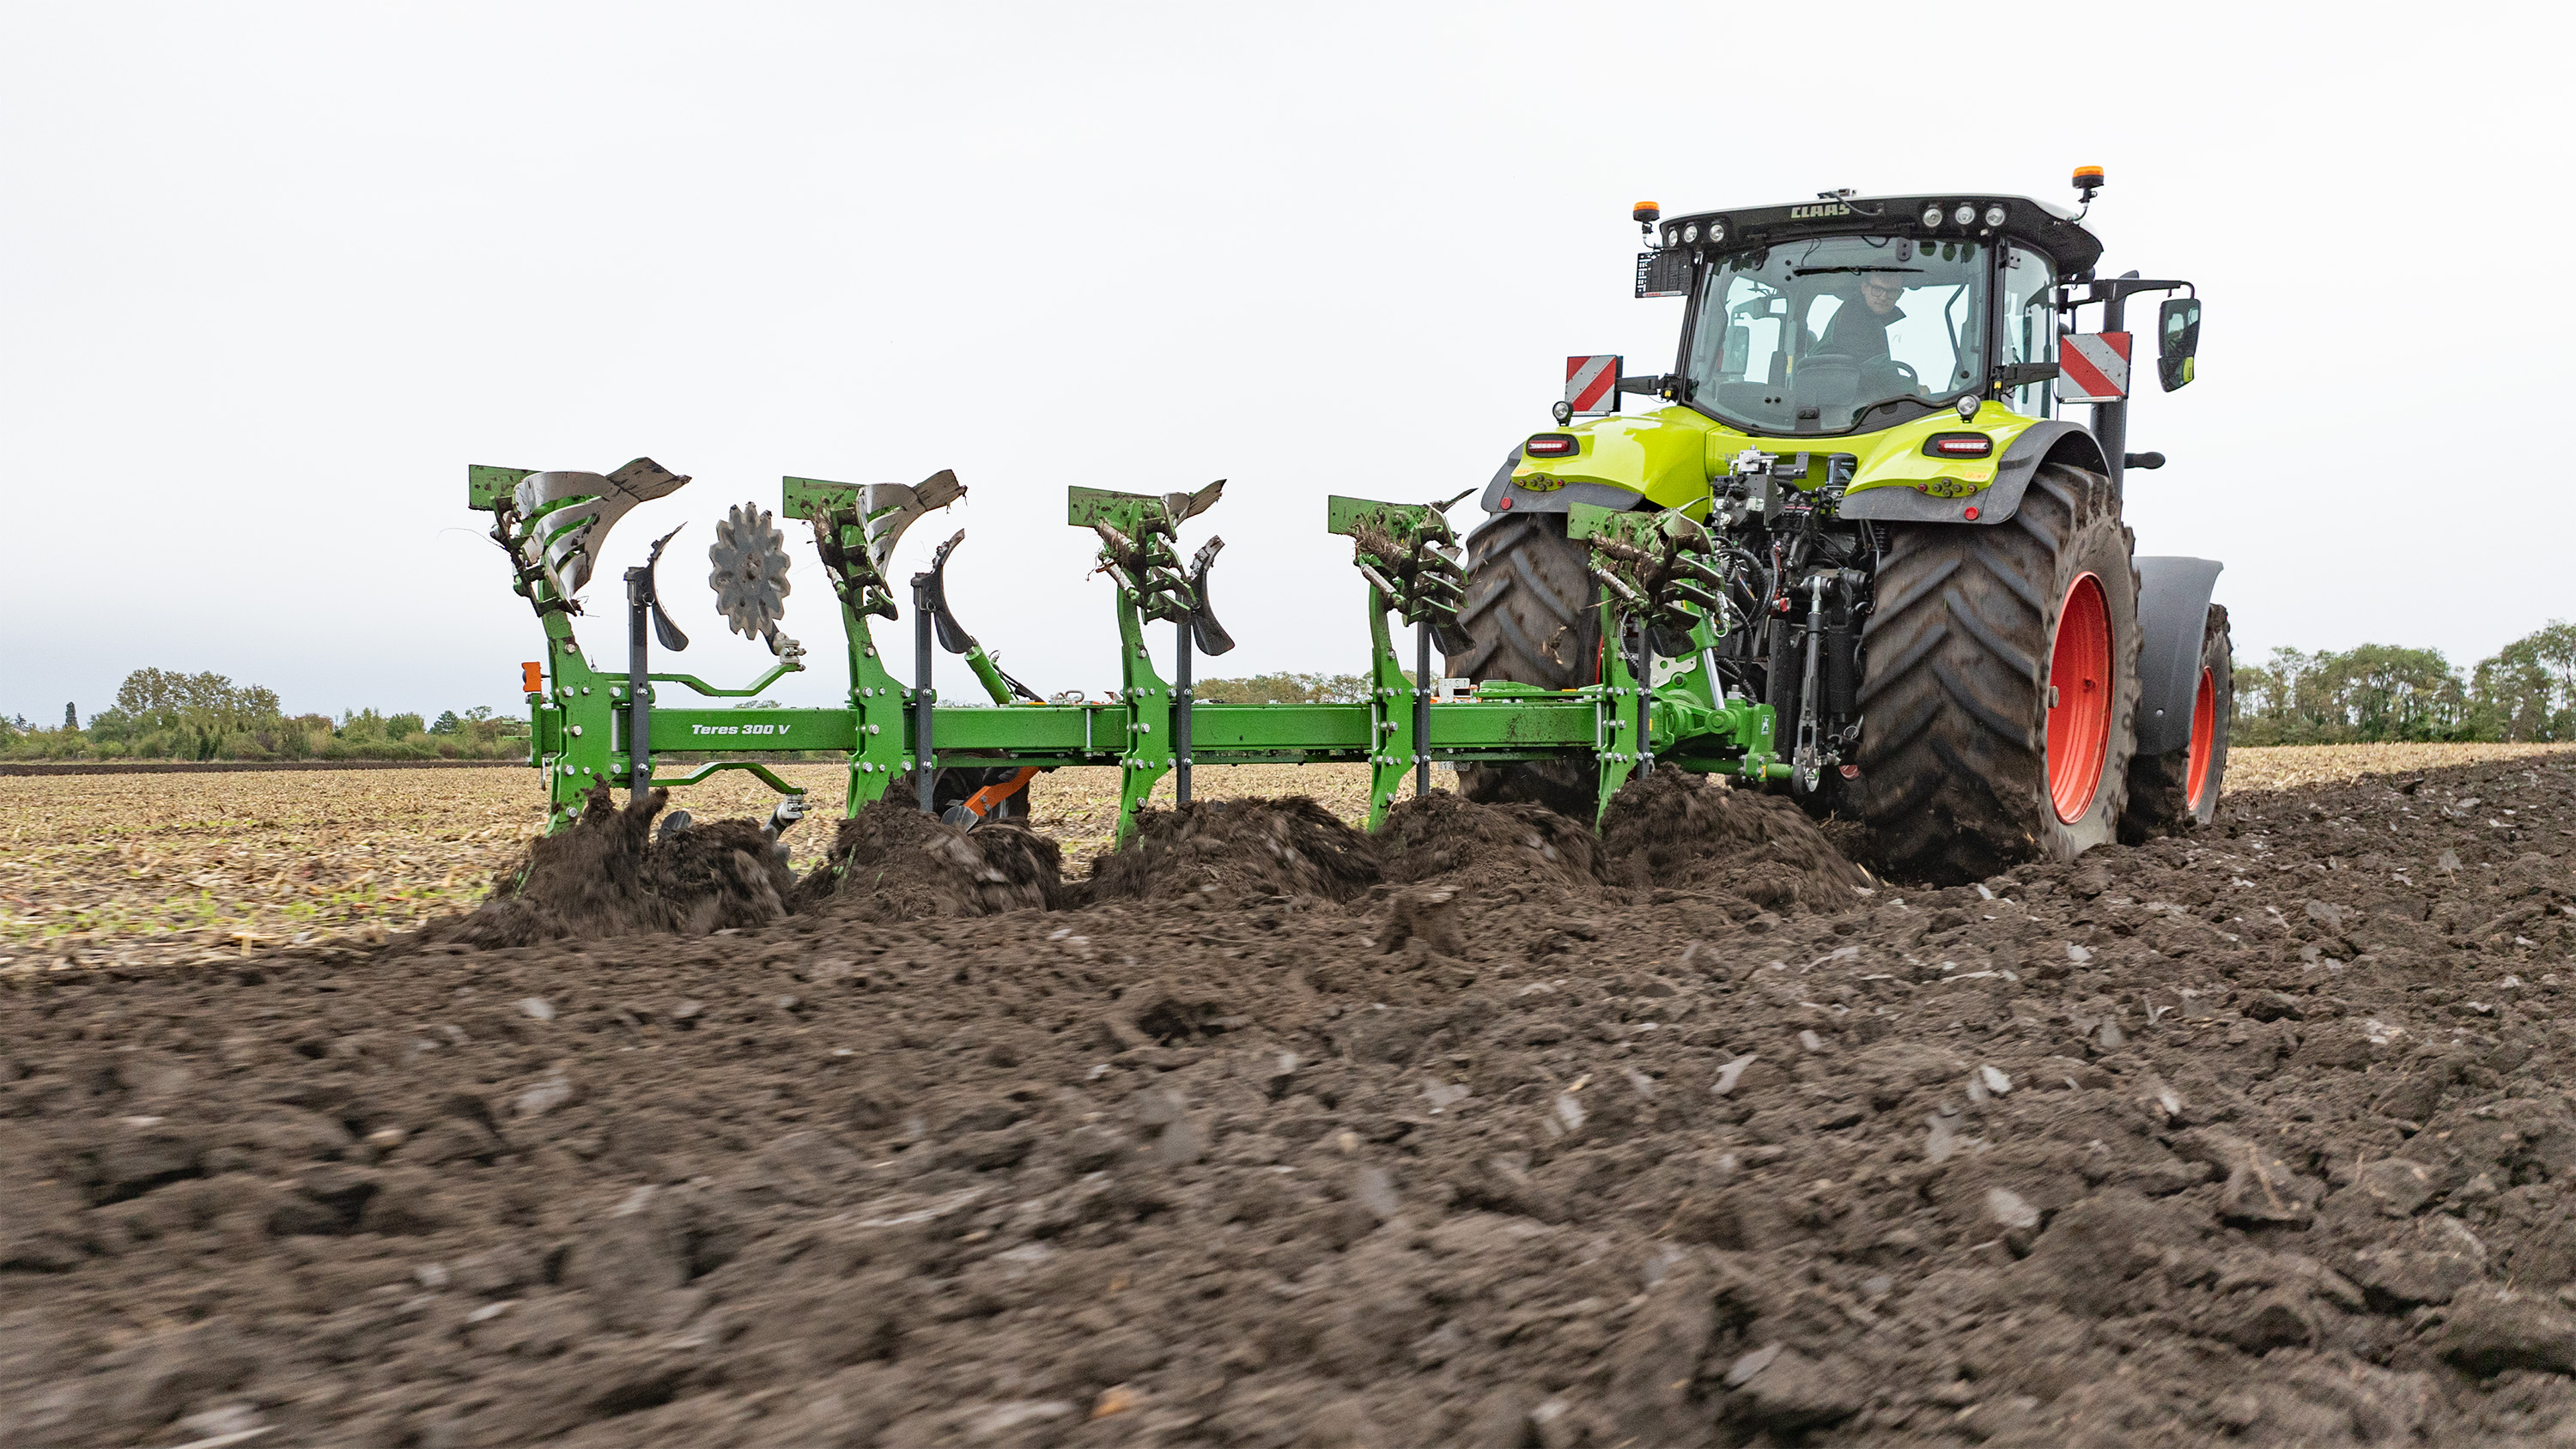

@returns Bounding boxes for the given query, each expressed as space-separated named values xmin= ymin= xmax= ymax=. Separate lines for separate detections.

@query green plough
xmin=471 ymin=462 xmax=1784 ymax=842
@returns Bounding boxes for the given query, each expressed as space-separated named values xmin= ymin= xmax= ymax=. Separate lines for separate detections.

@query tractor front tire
xmin=1446 ymin=510 xmax=1603 ymax=818
xmin=2119 ymin=603 xmax=2232 ymax=842
xmin=1855 ymin=464 xmax=2142 ymax=882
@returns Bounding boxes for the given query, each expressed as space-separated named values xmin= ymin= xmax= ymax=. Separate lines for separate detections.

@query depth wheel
xmin=1445 ymin=510 xmax=1605 ymax=817
xmin=1854 ymin=464 xmax=2142 ymax=882
xmin=2119 ymin=603 xmax=2232 ymax=841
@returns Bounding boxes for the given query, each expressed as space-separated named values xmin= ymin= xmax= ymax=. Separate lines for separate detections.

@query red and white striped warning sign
xmin=2056 ymin=332 xmax=2131 ymax=403
xmin=1564 ymin=355 xmax=1621 ymax=415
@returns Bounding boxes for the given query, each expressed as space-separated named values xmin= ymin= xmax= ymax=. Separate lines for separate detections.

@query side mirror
xmin=1619 ymin=373 xmax=1691 ymax=402
xmin=2158 ymin=298 xmax=2201 ymax=391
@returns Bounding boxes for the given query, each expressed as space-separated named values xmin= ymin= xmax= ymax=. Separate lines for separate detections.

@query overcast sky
xmin=3 ymin=2 xmax=2567 ymax=724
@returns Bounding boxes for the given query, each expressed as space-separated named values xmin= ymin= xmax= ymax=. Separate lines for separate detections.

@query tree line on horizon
xmin=1 ymin=669 xmax=526 ymax=762
xmin=2228 ymin=621 xmax=2573 ymax=745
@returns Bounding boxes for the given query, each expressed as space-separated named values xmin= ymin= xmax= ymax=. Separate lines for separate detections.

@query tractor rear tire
xmin=1446 ymin=510 xmax=1603 ymax=818
xmin=1854 ymin=464 xmax=2141 ymax=882
xmin=2119 ymin=603 xmax=2232 ymax=842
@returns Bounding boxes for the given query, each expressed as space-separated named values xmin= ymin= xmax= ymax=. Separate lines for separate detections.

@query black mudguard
xmin=2133 ymin=555 xmax=2225 ymax=755
xmin=1474 ymin=447 xmax=1650 ymax=516
xmin=1839 ymin=420 xmax=2109 ymax=527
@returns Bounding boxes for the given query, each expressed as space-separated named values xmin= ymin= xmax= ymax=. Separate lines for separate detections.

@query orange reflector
xmin=521 ymin=661 xmax=544 ymax=693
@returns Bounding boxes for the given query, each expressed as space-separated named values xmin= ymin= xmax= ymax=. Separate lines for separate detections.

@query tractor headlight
xmin=1705 ymin=218 xmax=1726 ymax=245
xmin=1953 ymin=203 xmax=1977 ymax=227
xmin=1664 ymin=226 xmax=1680 ymax=246
xmin=1983 ymin=203 xmax=2008 ymax=228
xmin=1921 ymin=204 xmax=1944 ymax=227
xmin=1682 ymin=222 xmax=1698 ymax=243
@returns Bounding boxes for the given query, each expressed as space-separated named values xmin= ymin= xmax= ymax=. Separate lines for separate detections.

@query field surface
xmin=0 ymin=762 xmax=1407 ymax=971
xmin=5 ymin=745 xmax=2568 ymax=972
xmin=9 ymin=744 xmax=2576 ymax=1446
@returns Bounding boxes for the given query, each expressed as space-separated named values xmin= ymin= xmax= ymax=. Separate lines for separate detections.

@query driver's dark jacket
xmin=1816 ymin=302 xmax=1903 ymax=361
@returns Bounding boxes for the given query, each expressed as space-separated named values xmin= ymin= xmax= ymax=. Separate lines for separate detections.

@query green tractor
xmin=1451 ymin=168 xmax=2226 ymax=882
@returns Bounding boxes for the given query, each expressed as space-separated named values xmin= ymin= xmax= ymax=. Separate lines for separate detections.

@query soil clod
xmin=1599 ymin=770 xmax=1870 ymax=908
xmin=1091 ymin=796 xmax=1379 ymax=904
xmin=400 ymin=785 xmax=798 ymax=951
xmin=798 ymin=795 xmax=1061 ymax=920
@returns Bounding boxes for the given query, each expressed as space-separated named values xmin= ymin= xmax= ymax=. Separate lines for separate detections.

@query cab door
xmin=2000 ymin=245 xmax=2057 ymax=417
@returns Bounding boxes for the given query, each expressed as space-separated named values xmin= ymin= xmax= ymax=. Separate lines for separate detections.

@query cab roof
xmin=1654 ymin=194 xmax=2103 ymax=278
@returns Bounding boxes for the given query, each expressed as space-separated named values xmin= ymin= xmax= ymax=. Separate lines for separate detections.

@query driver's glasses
xmin=1862 ymin=279 xmax=1904 ymax=302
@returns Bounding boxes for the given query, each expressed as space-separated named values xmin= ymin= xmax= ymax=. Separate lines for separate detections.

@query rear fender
xmin=1839 ymin=421 xmax=2108 ymax=527
xmin=2133 ymin=556 xmax=2225 ymax=755
xmin=1477 ymin=447 xmax=1649 ymax=515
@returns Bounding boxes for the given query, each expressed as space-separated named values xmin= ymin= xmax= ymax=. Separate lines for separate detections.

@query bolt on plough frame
xmin=471 ymin=463 xmax=1787 ymax=844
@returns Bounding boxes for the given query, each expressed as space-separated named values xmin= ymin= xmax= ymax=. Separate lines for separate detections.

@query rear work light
xmin=1524 ymin=433 xmax=1580 ymax=458
xmin=1923 ymin=433 xmax=1994 ymax=459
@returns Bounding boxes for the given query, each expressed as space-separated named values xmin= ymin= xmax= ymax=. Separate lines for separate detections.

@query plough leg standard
xmin=471 ymin=464 xmax=1784 ymax=843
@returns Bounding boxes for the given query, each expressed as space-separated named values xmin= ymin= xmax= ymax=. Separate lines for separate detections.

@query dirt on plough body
xmin=9 ymin=763 xmax=2576 ymax=1446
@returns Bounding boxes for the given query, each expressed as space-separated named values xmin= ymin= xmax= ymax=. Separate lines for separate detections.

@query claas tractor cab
xmin=1450 ymin=167 xmax=2226 ymax=881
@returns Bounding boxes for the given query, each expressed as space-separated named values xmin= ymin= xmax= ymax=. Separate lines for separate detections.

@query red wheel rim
xmin=2045 ymin=573 xmax=2111 ymax=824
xmin=2184 ymin=665 xmax=2216 ymax=809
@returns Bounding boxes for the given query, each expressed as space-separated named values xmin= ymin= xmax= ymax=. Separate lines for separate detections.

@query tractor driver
xmin=1815 ymin=271 xmax=1906 ymax=361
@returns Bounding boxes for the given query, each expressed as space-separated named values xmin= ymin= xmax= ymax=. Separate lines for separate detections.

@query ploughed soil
xmin=9 ymin=760 xmax=2576 ymax=1447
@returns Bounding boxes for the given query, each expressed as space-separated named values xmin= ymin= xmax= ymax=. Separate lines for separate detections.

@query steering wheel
xmin=1856 ymin=356 xmax=1922 ymax=397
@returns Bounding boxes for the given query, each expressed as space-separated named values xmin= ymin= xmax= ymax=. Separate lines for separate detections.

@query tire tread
xmin=1856 ymin=464 xmax=2142 ymax=882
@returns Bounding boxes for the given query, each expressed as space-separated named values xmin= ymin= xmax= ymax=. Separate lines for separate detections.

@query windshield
xmin=1683 ymin=236 xmax=1989 ymax=435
